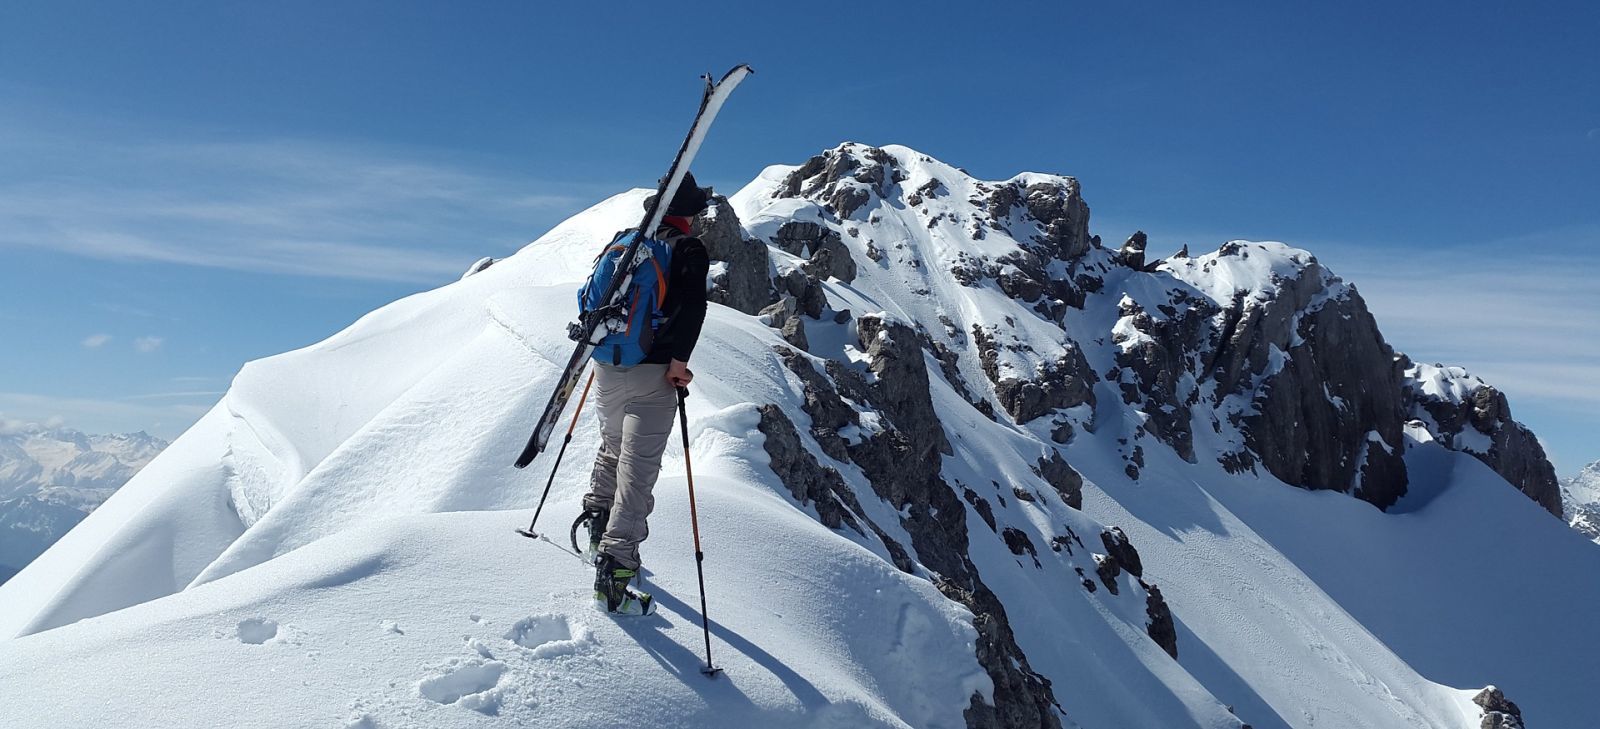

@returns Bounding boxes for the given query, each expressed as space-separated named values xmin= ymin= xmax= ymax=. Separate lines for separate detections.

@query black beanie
xmin=646 ymin=172 xmax=711 ymax=217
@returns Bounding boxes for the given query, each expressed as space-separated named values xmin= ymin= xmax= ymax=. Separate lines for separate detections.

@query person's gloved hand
xmin=667 ymin=359 xmax=694 ymax=387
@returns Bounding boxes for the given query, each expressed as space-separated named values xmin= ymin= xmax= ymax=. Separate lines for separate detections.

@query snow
xmin=3 ymin=142 xmax=1595 ymax=728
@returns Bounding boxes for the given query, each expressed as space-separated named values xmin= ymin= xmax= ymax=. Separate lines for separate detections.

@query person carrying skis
xmin=578 ymin=174 xmax=711 ymax=614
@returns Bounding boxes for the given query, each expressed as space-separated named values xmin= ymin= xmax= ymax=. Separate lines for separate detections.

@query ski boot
xmin=594 ymin=553 xmax=654 ymax=616
xmin=571 ymin=507 xmax=609 ymax=565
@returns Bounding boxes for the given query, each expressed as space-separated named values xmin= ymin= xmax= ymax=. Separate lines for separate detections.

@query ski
xmin=514 ymin=64 xmax=754 ymax=469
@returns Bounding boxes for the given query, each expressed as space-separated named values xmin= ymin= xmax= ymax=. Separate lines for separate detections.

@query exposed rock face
xmin=1099 ymin=527 xmax=1143 ymax=578
xmin=760 ymin=298 xmax=810 ymax=351
xmin=694 ymin=194 xmax=774 ymax=315
xmin=776 ymin=142 xmax=904 ymax=220
xmin=974 ymin=325 xmax=1097 ymax=425
xmin=1473 ymin=685 xmax=1525 ymax=729
xmin=1110 ymin=289 xmax=1216 ymax=463
xmin=1245 ymin=284 xmax=1410 ymax=509
xmin=1036 ymin=452 xmax=1084 ymax=510
xmin=771 ymin=317 xmax=1066 ymax=728
xmin=1142 ymin=581 xmax=1178 ymax=659
xmin=1117 ymin=231 xmax=1148 ymax=270
xmin=772 ymin=221 xmax=858 ymax=284
xmin=1403 ymin=360 xmax=1563 ymax=517
xmin=755 ymin=405 xmax=864 ymax=532
xmin=1144 ymin=243 xmax=1411 ymax=509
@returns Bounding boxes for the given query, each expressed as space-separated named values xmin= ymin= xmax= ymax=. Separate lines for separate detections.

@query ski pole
xmin=518 ymin=368 xmax=595 ymax=540
xmin=677 ymin=385 xmax=721 ymax=677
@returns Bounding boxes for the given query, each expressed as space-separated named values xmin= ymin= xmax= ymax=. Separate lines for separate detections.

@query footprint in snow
xmin=417 ymin=659 xmax=505 ymax=715
xmin=237 ymin=618 xmax=279 ymax=645
xmin=504 ymin=614 xmax=593 ymax=659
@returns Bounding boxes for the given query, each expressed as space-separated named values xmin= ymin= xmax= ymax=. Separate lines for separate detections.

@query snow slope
xmin=4 ymin=142 xmax=1595 ymax=728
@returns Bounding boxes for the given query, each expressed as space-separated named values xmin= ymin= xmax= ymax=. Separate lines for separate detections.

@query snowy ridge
xmin=3 ymin=142 xmax=1596 ymax=728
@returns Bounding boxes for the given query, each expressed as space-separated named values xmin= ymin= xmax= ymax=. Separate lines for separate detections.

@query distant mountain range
xmin=1563 ymin=460 xmax=1600 ymax=544
xmin=0 ymin=426 xmax=167 ymax=583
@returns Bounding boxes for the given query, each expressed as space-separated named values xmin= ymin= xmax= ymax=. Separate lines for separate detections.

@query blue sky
xmin=1 ymin=1 xmax=1595 ymax=473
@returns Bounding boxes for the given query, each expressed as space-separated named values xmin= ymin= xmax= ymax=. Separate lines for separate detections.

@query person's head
xmin=646 ymin=171 xmax=711 ymax=218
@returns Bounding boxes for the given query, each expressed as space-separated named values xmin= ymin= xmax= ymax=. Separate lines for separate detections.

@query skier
xmin=578 ymin=174 xmax=712 ymax=613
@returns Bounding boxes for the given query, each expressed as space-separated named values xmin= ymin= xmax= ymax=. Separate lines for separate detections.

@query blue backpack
xmin=578 ymin=229 xmax=677 ymax=367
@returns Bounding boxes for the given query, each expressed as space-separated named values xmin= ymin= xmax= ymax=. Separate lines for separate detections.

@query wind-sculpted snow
xmin=2 ymin=141 xmax=1593 ymax=728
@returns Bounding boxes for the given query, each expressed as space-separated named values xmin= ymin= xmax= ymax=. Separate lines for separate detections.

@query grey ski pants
xmin=582 ymin=362 xmax=677 ymax=570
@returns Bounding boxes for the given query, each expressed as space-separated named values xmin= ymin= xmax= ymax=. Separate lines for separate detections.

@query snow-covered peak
xmin=2 ymin=142 xmax=1592 ymax=729
xmin=1405 ymin=361 xmax=1490 ymax=406
xmin=1160 ymin=240 xmax=1350 ymax=309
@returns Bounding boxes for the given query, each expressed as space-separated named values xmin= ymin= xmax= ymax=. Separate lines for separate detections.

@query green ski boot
xmin=594 ymin=553 xmax=654 ymax=616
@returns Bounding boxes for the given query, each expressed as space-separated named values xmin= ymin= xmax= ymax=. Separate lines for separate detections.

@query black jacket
xmin=642 ymin=229 xmax=709 ymax=364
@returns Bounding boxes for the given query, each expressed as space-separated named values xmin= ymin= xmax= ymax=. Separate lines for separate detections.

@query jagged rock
xmin=1112 ymin=291 xmax=1214 ymax=462
xmin=962 ymin=487 xmax=998 ymax=532
xmin=754 ymin=405 xmax=863 ymax=532
xmin=1002 ymin=527 xmax=1040 ymax=568
xmin=1117 ymin=231 xmax=1148 ymax=270
xmin=775 ymin=268 xmax=828 ymax=319
xmin=760 ymin=298 xmax=810 ymax=350
xmin=975 ymin=325 xmax=1098 ymax=425
xmin=1099 ymin=527 xmax=1143 ymax=578
xmin=1035 ymin=451 xmax=1083 ymax=510
xmin=772 ymin=347 xmax=855 ymax=462
xmin=694 ymin=194 xmax=774 ymax=315
xmin=1473 ymin=685 xmax=1525 ymax=729
xmin=1403 ymin=359 xmax=1563 ymax=517
xmin=1177 ymin=246 xmax=1410 ymax=508
xmin=856 ymin=315 xmax=952 ymax=457
xmin=1094 ymin=554 xmax=1122 ymax=595
xmin=1023 ymin=180 xmax=1092 ymax=260
xmin=1142 ymin=580 xmax=1178 ymax=659
xmin=907 ymin=178 xmax=944 ymax=206
xmin=775 ymin=143 xmax=902 ymax=221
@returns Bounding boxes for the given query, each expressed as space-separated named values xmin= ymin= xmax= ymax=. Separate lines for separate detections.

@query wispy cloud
xmin=120 ymin=390 xmax=225 ymax=401
xmin=0 ymin=132 xmax=607 ymax=284
xmin=134 ymin=336 xmax=164 ymax=353
xmin=81 ymin=333 xmax=112 ymax=349
xmin=1305 ymin=227 xmax=1600 ymax=419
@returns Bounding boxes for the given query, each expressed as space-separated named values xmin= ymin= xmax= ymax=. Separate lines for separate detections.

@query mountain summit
xmin=1 ymin=143 xmax=1593 ymax=729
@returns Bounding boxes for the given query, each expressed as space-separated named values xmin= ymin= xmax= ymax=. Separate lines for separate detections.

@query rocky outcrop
xmin=776 ymin=143 xmax=904 ymax=221
xmin=1244 ymin=283 xmax=1410 ymax=509
xmin=1403 ymin=360 xmax=1563 ymax=517
xmin=1142 ymin=581 xmax=1177 ymax=659
xmin=1109 ymin=289 xmax=1217 ymax=463
xmin=772 ymin=318 xmax=1066 ymax=728
xmin=772 ymin=221 xmax=857 ymax=284
xmin=755 ymin=405 xmax=864 ymax=532
xmin=1473 ymin=685 xmax=1525 ymax=729
xmin=694 ymin=195 xmax=773 ymax=315
xmin=973 ymin=325 xmax=1097 ymax=425
xmin=1151 ymin=243 xmax=1410 ymax=508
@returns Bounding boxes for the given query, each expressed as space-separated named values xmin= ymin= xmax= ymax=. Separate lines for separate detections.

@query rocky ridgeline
xmin=700 ymin=142 xmax=1551 ymax=727
xmin=1401 ymin=361 xmax=1562 ymax=516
